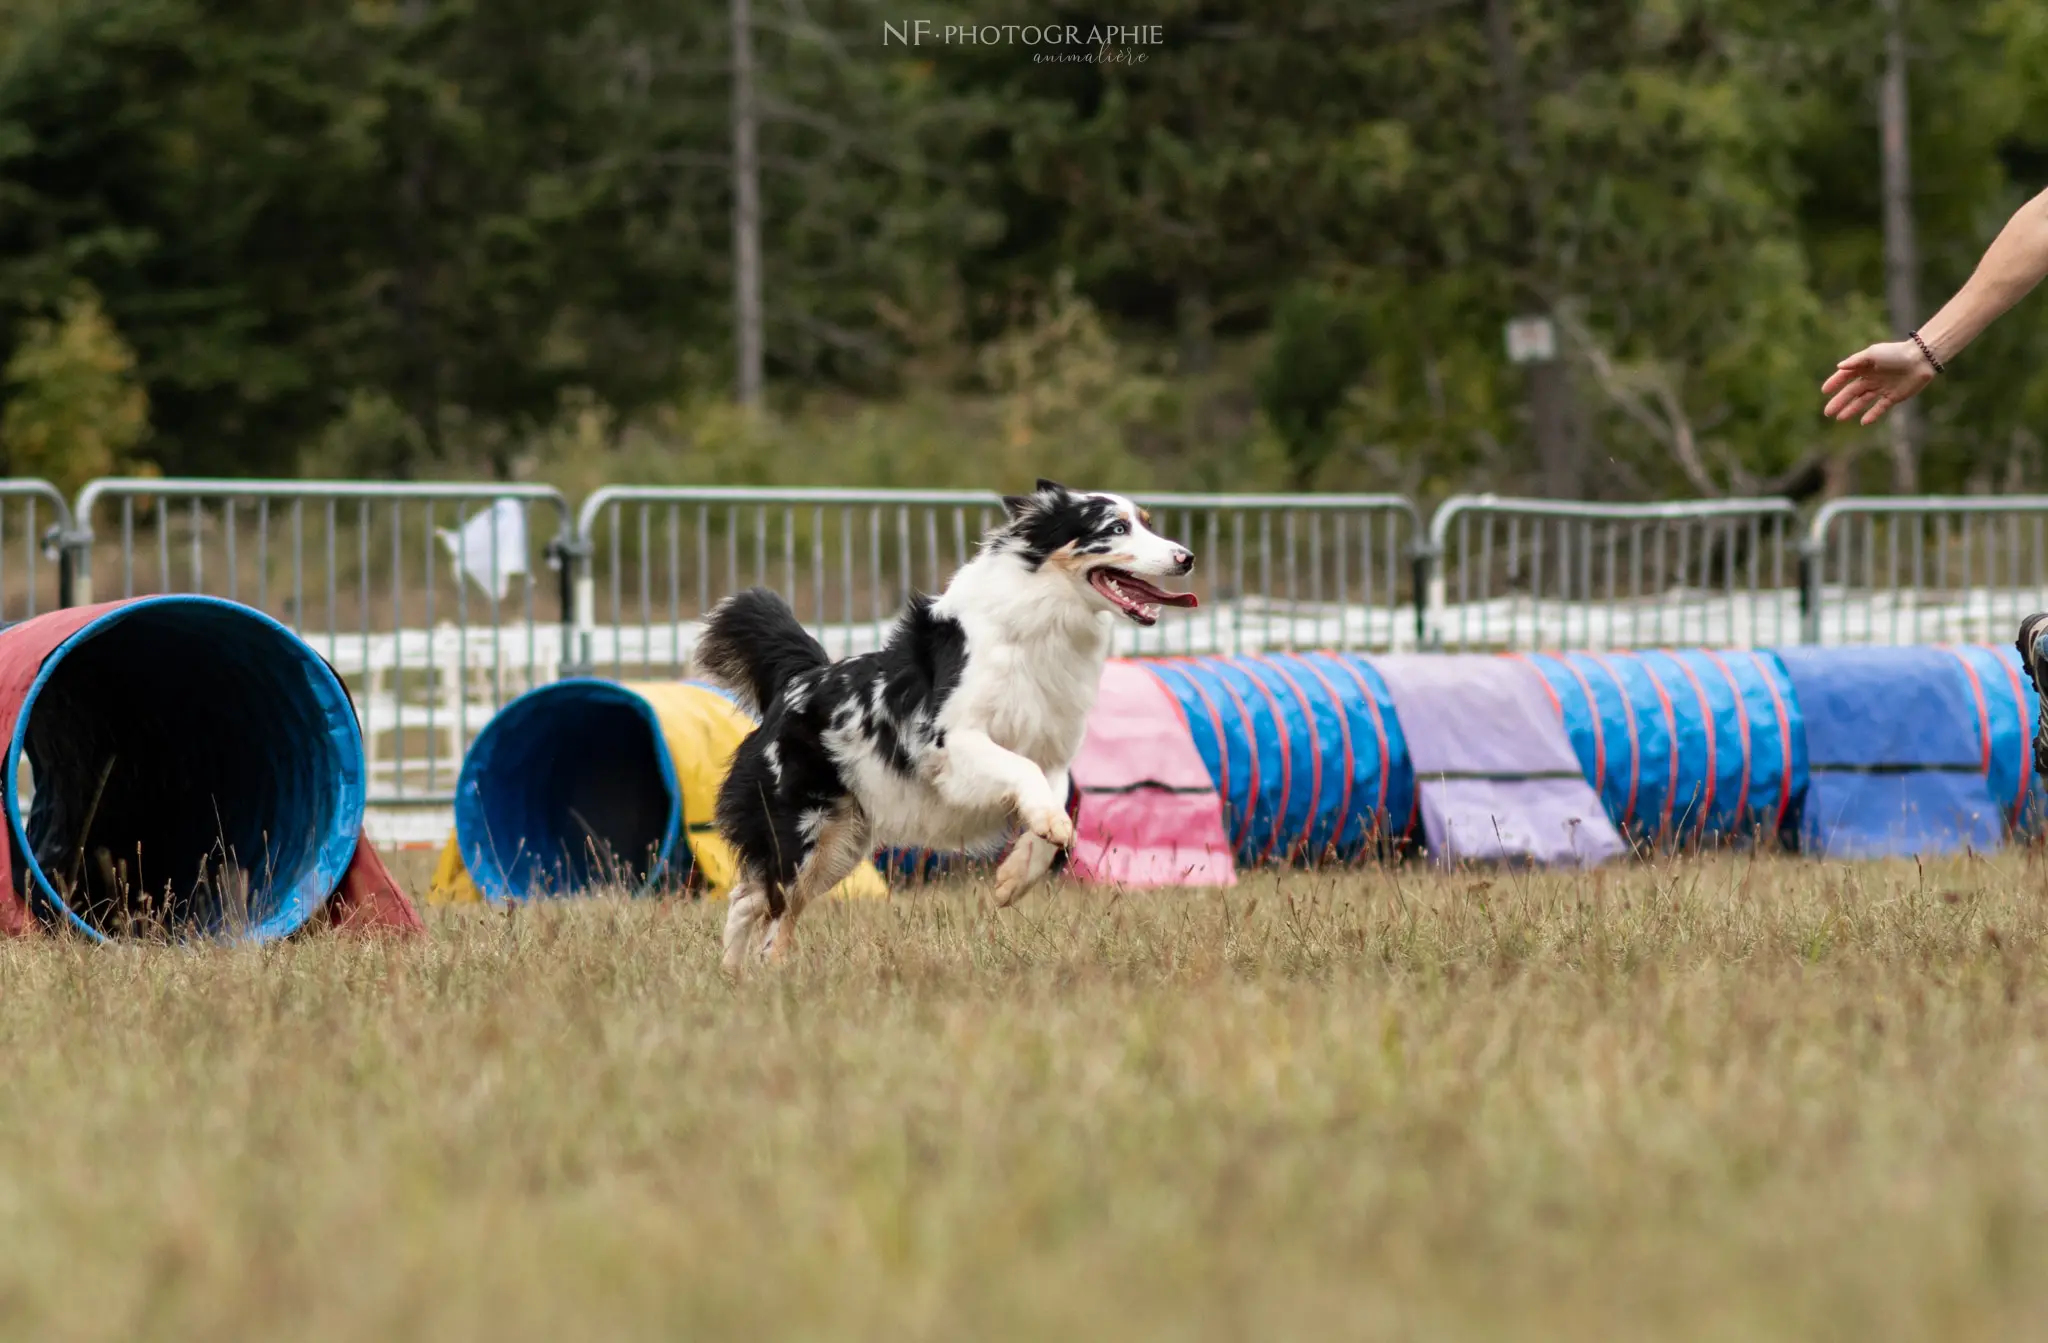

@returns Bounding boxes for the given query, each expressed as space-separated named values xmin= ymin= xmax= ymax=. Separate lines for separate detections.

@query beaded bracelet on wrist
xmin=1909 ymin=330 xmax=1945 ymax=374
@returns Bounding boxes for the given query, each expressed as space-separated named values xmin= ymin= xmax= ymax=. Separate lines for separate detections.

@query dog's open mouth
xmin=1088 ymin=567 xmax=1199 ymax=625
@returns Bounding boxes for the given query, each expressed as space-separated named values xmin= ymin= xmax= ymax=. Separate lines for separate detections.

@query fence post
xmin=55 ymin=523 xmax=92 ymax=607
xmin=1796 ymin=530 xmax=1822 ymax=646
xmin=1410 ymin=537 xmax=1438 ymax=650
xmin=550 ymin=523 xmax=592 ymax=680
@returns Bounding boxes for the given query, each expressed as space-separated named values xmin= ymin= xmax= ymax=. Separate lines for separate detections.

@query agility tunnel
xmin=0 ymin=596 xmax=417 ymax=941
xmin=1142 ymin=654 xmax=1417 ymax=867
xmin=1941 ymin=644 xmax=2046 ymax=837
xmin=441 ymin=642 xmax=2048 ymax=888
xmin=448 ymin=678 xmax=886 ymax=903
xmin=1773 ymin=646 xmax=2016 ymax=858
xmin=1372 ymin=654 xmax=1625 ymax=867
xmin=1520 ymin=650 xmax=1807 ymax=850
xmin=1064 ymin=661 xmax=1235 ymax=887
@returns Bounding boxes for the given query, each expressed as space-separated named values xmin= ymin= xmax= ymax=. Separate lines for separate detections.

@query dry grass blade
xmin=1 ymin=854 xmax=2046 ymax=1340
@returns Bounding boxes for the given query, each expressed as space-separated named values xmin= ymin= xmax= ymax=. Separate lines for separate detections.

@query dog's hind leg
xmin=760 ymin=801 xmax=873 ymax=965
xmin=722 ymin=874 xmax=775 ymax=972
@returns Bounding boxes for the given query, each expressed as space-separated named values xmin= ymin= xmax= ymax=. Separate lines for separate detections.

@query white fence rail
xmin=569 ymin=486 xmax=1424 ymax=677
xmin=21 ymin=477 xmax=2048 ymax=810
xmin=1797 ymin=496 xmax=2048 ymax=645
xmin=64 ymin=479 xmax=576 ymax=804
xmin=1423 ymin=495 xmax=1804 ymax=651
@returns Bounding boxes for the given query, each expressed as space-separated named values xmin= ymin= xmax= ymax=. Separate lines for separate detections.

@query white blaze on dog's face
xmin=994 ymin=479 xmax=1198 ymax=626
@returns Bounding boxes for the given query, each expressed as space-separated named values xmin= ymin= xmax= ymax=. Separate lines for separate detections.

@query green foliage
xmin=527 ymin=281 xmax=1175 ymax=499
xmin=0 ymin=0 xmax=2041 ymax=497
xmin=0 ymin=284 xmax=150 ymax=493
xmin=1255 ymin=284 xmax=1375 ymax=488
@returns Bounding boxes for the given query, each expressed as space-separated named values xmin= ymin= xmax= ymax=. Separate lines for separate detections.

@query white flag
xmin=438 ymin=499 xmax=528 ymax=602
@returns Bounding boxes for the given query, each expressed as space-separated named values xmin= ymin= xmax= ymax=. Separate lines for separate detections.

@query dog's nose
xmin=1172 ymin=548 xmax=1194 ymax=573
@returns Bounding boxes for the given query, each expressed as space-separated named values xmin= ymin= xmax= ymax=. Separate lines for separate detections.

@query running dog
xmin=693 ymin=480 xmax=1197 ymax=968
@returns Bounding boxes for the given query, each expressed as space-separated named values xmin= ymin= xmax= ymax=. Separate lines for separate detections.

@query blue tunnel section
xmin=4 ymin=596 xmax=365 ymax=942
xmin=1142 ymin=655 xmax=1416 ymax=865
xmin=1774 ymin=646 xmax=2008 ymax=858
xmin=456 ymin=679 xmax=684 ymax=902
xmin=1523 ymin=650 xmax=1807 ymax=849
xmin=1937 ymin=644 xmax=2045 ymax=836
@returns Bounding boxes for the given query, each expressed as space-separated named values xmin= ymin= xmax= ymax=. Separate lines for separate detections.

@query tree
xmin=1255 ymin=283 xmax=1373 ymax=488
xmin=0 ymin=284 xmax=150 ymax=493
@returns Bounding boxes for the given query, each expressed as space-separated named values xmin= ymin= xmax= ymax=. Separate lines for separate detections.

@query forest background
xmin=0 ymin=0 xmax=2034 ymax=507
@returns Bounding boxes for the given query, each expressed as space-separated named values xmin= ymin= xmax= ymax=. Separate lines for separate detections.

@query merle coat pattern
xmin=695 ymin=480 xmax=1196 ymax=968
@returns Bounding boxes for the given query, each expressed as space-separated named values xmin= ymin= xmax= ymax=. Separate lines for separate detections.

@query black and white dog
xmin=694 ymin=480 xmax=1197 ymax=968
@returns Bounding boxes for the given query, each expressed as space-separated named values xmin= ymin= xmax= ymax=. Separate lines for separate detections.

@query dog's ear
xmin=1033 ymin=478 xmax=1069 ymax=497
xmin=1001 ymin=493 xmax=1034 ymax=521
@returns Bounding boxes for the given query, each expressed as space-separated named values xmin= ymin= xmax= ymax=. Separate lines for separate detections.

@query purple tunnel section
xmin=1371 ymin=654 xmax=1625 ymax=867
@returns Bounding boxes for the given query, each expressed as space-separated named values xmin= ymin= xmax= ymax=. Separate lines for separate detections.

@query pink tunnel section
xmin=1065 ymin=660 xmax=1237 ymax=888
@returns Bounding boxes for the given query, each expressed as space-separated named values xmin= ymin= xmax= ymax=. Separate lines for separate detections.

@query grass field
xmin=5 ymin=854 xmax=2048 ymax=1340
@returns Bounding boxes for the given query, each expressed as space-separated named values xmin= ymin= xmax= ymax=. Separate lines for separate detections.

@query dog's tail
xmin=694 ymin=587 xmax=830 ymax=715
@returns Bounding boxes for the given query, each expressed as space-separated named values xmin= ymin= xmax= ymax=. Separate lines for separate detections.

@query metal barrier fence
xmin=1423 ymin=495 xmax=1805 ymax=650
xmin=1798 ymin=496 xmax=2048 ymax=645
xmin=571 ymin=486 xmax=1425 ymax=678
xmin=22 ymin=475 xmax=2048 ymax=814
xmin=0 ymin=479 xmax=77 ymax=621
xmin=67 ymin=478 xmax=577 ymax=806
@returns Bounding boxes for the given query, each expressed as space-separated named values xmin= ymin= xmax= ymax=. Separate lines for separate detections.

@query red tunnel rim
xmin=1273 ymin=654 xmax=1356 ymax=862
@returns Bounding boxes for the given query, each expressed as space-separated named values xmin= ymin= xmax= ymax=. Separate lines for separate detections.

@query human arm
xmin=1823 ymin=186 xmax=2048 ymax=424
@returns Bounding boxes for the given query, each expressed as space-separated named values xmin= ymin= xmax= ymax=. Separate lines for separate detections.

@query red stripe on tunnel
xmin=1584 ymin=653 xmax=1644 ymax=833
xmin=1161 ymin=660 xmax=1243 ymax=853
xmin=1669 ymin=656 xmax=1720 ymax=847
xmin=1743 ymin=650 xmax=1796 ymax=836
xmin=1991 ymin=647 xmax=2036 ymax=826
xmin=1702 ymin=651 xmax=1754 ymax=832
xmin=1249 ymin=657 xmax=1324 ymax=862
xmin=1327 ymin=656 xmax=1395 ymax=833
xmin=1282 ymin=656 xmax=1356 ymax=862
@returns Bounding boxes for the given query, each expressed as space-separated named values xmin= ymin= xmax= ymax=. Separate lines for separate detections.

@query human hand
xmin=1822 ymin=340 xmax=1937 ymax=425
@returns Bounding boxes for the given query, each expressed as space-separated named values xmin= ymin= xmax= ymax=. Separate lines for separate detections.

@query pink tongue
xmin=1119 ymin=575 xmax=1199 ymax=608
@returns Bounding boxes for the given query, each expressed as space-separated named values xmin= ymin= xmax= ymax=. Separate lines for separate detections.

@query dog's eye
xmin=1108 ymin=521 xmax=1128 ymax=536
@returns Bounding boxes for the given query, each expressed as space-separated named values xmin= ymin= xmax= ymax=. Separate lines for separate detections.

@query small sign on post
xmin=1504 ymin=314 xmax=1557 ymax=365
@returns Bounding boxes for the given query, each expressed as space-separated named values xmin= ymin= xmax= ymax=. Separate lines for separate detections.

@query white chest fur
xmin=949 ymin=634 xmax=1105 ymax=767
xmin=933 ymin=569 xmax=1112 ymax=769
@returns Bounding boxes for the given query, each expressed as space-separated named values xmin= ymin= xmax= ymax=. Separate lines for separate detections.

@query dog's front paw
xmin=1023 ymin=802 xmax=1075 ymax=849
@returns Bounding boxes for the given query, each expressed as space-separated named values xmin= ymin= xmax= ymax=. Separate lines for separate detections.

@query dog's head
xmin=990 ymin=479 xmax=1197 ymax=626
